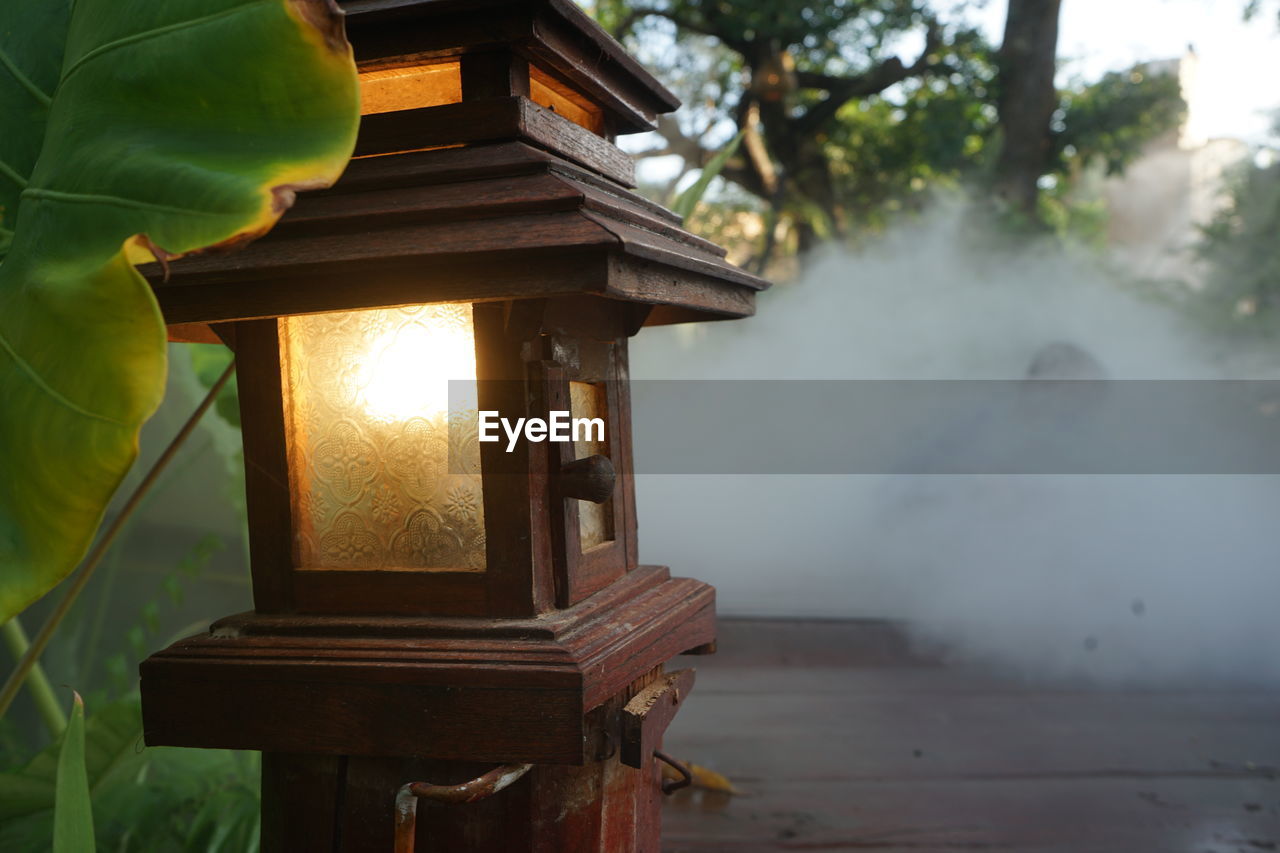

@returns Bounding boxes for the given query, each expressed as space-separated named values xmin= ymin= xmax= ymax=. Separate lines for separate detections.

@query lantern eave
xmin=146 ymin=140 xmax=767 ymax=329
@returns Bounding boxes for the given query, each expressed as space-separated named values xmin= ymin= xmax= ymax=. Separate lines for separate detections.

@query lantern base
xmin=139 ymin=565 xmax=713 ymax=764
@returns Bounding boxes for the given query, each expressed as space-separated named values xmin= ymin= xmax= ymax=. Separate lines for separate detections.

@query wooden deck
xmin=661 ymin=620 xmax=1280 ymax=852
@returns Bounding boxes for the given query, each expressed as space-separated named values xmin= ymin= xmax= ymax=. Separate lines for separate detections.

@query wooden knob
xmin=560 ymin=455 xmax=615 ymax=503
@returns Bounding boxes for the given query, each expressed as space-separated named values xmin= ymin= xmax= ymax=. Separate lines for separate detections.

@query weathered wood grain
xmin=664 ymin=620 xmax=1280 ymax=852
xmin=232 ymin=320 xmax=295 ymax=613
xmin=148 ymin=139 xmax=764 ymax=327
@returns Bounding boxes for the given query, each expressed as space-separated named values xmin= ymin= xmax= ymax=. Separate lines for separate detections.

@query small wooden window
xmin=530 ymin=66 xmax=606 ymax=135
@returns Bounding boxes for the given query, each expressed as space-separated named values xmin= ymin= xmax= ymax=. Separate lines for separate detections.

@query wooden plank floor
xmin=661 ymin=620 xmax=1280 ymax=852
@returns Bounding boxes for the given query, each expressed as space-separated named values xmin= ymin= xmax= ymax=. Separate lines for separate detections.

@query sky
xmin=975 ymin=0 xmax=1280 ymax=144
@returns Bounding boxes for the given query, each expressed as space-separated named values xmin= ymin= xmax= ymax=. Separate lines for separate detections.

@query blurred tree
xmin=595 ymin=0 xmax=1183 ymax=265
xmin=599 ymin=0 xmax=992 ymax=257
xmin=992 ymin=0 xmax=1061 ymax=219
xmin=1245 ymin=0 xmax=1280 ymax=25
xmin=1197 ymin=140 xmax=1280 ymax=329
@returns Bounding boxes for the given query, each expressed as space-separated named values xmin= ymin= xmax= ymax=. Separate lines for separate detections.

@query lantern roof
xmin=341 ymin=0 xmax=680 ymax=135
xmin=147 ymin=0 xmax=769 ymax=329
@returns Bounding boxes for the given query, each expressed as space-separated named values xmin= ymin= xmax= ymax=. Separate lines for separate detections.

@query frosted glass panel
xmin=570 ymin=381 xmax=614 ymax=551
xmin=281 ymin=304 xmax=485 ymax=571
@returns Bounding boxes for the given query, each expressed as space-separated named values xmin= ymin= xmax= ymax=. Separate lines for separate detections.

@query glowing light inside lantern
xmin=356 ymin=316 xmax=477 ymax=423
xmin=281 ymin=303 xmax=486 ymax=571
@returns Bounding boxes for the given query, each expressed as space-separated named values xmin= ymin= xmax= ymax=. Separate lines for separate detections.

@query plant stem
xmin=0 ymin=360 xmax=237 ymax=721
xmin=0 ymin=617 xmax=67 ymax=737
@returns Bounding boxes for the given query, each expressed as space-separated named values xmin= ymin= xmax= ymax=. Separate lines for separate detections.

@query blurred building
xmin=1103 ymin=48 xmax=1248 ymax=287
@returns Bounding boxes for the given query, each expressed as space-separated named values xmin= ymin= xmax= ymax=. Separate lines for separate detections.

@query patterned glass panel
xmin=281 ymin=304 xmax=485 ymax=571
xmin=570 ymin=381 xmax=614 ymax=551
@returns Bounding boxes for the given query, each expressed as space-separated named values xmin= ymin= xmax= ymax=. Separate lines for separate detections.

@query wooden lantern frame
xmin=140 ymin=1 xmax=768 ymax=849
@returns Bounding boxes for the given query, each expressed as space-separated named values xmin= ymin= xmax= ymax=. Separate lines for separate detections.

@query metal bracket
xmin=655 ymin=750 xmax=693 ymax=795
xmin=394 ymin=763 xmax=533 ymax=852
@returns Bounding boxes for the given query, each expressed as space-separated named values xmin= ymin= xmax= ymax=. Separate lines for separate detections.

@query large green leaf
xmin=52 ymin=693 xmax=92 ymax=853
xmin=0 ymin=0 xmax=359 ymax=620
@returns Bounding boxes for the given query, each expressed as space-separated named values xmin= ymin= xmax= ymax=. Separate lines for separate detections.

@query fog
xmin=630 ymin=204 xmax=1280 ymax=687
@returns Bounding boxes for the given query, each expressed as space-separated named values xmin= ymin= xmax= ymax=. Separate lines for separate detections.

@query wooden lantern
xmin=140 ymin=1 xmax=768 ymax=850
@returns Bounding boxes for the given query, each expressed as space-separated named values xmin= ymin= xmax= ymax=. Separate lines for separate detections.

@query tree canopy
xmin=593 ymin=0 xmax=1184 ymax=266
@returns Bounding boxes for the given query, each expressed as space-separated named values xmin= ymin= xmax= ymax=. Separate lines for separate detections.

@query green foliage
xmin=825 ymin=41 xmax=998 ymax=229
xmin=1197 ymin=148 xmax=1280 ymax=330
xmin=0 ymin=696 xmax=260 ymax=852
xmin=51 ymin=694 xmax=92 ymax=853
xmin=0 ymin=3 xmax=353 ymax=842
xmin=604 ymin=0 xmax=995 ymax=244
xmin=1037 ymin=182 xmax=1110 ymax=246
xmin=189 ymin=345 xmax=240 ymax=430
xmin=1 ymin=618 xmax=67 ymax=738
xmin=595 ymin=0 xmax=1184 ymax=260
xmin=1052 ymin=64 xmax=1186 ymax=177
xmin=0 ymin=339 xmax=256 ymax=847
xmin=0 ymin=444 xmax=251 ymax=849
xmin=599 ymin=0 xmax=926 ymax=65
xmin=103 ymin=533 xmax=225 ymax=699
xmin=673 ymin=129 xmax=746 ymax=220
xmin=0 ymin=0 xmax=359 ymax=623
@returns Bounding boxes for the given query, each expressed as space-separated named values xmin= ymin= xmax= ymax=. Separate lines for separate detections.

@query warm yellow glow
xmin=359 ymin=61 xmax=461 ymax=115
xmin=356 ymin=60 xmax=607 ymax=137
xmin=529 ymin=67 xmax=605 ymax=134
xmin=357 ymin=313 xmax=477 ymax=423
xmin=570 ymin=380 xmax=614 ymax=551
xmin=280 ymin=304 xmax=486 ymax=571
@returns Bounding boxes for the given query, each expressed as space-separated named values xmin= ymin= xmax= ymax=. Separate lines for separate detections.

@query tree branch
xmin=609 ymin=6 xmax=752 ymax=55
xmin=650 ymin=115 xmax=713 ymax=165
xmin=631 ymin=145 xmax=682 ymax=159
xmin=793 ymin=22 xmax=944 ymax=136
xmin=716 ymin=159 xmax=769 ymax=199
xmin=646 ymin=114 xmax=769 ymax=199
xmin=795 ymin=70 xmax=857 ymax=91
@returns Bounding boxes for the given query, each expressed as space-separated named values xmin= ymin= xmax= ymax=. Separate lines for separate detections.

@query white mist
xmin=631 ymin=205 xmax=1280 ymax=686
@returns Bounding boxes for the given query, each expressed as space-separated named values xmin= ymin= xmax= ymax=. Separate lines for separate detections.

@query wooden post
xmin=257 ymin=673 xmax=668 ymax=852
